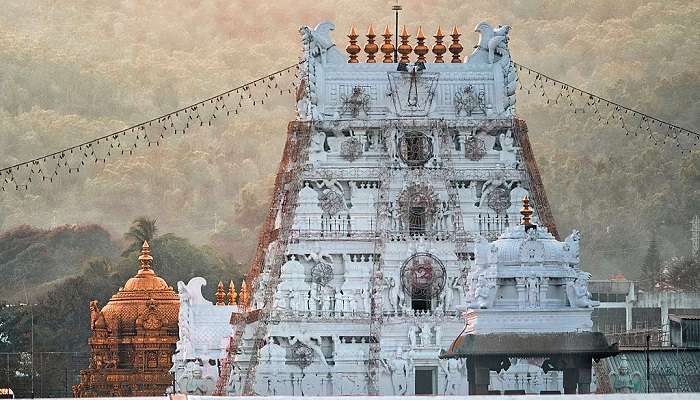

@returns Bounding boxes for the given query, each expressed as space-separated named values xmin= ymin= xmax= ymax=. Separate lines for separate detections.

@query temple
xmin=73 ymin=242 xmax=179 ymax=397
xmin=171 ymin=20 xmax=608 ymax=395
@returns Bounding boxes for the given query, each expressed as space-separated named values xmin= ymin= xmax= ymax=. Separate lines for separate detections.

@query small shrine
xmin=73 ymin=241 xmax=180 ymax=397
xmin=441 ymin=198 xmax=618 ymax=395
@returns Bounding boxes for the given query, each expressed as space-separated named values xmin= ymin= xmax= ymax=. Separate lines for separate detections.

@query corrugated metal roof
xmin=602 ymin=350 xmax=700 ymax=393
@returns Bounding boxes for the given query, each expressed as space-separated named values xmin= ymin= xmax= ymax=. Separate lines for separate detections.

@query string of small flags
xmin=513 ymin=62 xmax=699 ymax=153
xmin=0 ymin=63 xmax=302 ymax=192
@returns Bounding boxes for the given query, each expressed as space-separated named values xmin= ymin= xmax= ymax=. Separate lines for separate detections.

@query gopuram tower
xmin=171 ymin=20 xmax=597 ymax=396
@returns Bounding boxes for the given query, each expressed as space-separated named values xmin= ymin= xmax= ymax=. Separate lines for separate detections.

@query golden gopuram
xmin=73 ymin=241 xmax=179 ymax=397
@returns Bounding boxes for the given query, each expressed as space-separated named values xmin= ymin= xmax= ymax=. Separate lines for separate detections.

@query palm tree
xmin=122 ymin=217 xmax=158 ymax=256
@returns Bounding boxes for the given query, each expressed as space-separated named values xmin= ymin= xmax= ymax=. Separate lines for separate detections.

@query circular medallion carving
xmin=291 ymin=342 xmax=315 ymax=368
xmin=486 ymin=188 xmax=511 ymax=214
xmin=397 ymin=183 xmax=439 ymax=219
xmin=340 ymin=137 xmax=363 ymax=161
xmin=311 ymin=262 xmax=333 ymax=286
xmin=400 ymin=253 xmax=446 ymax=298
xmin=318 ymin=190 xmax=344 ymax=216
xmin=464 ymin=135 xmax=486 ymax=161
xmin=398 ymin=131 xmax=433 ymax=167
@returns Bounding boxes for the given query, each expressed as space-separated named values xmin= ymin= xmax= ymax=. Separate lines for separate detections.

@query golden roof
xmin=98 ymin=241 xmax=179 ymax=334
xmin=123 ymin=240 xmax=170 ymax=291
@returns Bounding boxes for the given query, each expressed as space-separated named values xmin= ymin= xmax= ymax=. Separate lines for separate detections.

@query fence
xmin=0 ymin=352 xmax=88 ymax=398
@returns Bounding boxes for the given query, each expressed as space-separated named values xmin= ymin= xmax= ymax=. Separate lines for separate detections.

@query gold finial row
xmin=346 ymin=25 xmax=464 ymax=64
xmin=215 ymin=279 xmax=249 ymax=307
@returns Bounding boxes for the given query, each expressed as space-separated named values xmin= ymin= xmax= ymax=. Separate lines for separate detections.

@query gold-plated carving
xmin=228 ymin=280 xmax=237 ymax=305
xmin=449 ymin=26 xmax=463 ymax=63
xmin=364 ymin=24 xmax=378 ymax=63
xmin=397 ymin=25 xmax=412 ymax=64
xmin=346 ymin=25 xmax=361 ymax=63
xmin=74 ymin=241 xmax=179 ymax=397
xmin=215 ymin=280 xmax=226 ymax=305
xmin=380 ymin=25 xmax=394 ymax=63
xmin=432 ymin=26 xmax=446 ymax=63
xmin=414 ymin=26 xmax=428 ymax=63
xmin=521 ymin=195 xmax=534 ymax=227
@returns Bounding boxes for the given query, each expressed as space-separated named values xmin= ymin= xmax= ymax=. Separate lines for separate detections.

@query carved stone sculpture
xmin=611 ymin=355 xmax=643 ymax=393
xmin=470 ymin=274 xmax=496 ymax=309
xmin=180 ymin=362 xmax=214 ymax=395
xmin=566 ymin=271 xmax=599 ymax=308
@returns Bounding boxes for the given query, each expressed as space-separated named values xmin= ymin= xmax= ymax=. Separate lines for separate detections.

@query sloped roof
xmin=602 ymin=349 xmax=700 ymax=393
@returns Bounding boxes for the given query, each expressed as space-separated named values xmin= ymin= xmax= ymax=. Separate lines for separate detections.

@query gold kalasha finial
xmin=215 ymin=281 xmax=226 ymax=305
xmin=346 ymin=25 xmax=361 ymax=63
xmin=380 ymin=25 xmax=394 ymax=63
xmin=238 ymin=279 xmax=250 ymax=309
xmin=138 ymin=240 xmax=153 ymax=270
xmin=365 ymin=24 xmax=379 ymax=63
xmin=432 ymin=26 xmax=446 ymax=63
xmin=520 ymin=195 xmax=534 ymax=227
xmin=414 ymin=26 xmax=428 ymax=63
xmin=397 ymin=25 xmax=412 ymax=64
xmin=449 ymin=26 xmax=463 ymax=63
xmin=227 ymin=280 xmax=237 ymax=305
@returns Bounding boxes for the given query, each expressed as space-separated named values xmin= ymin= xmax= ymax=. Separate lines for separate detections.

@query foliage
xmin=122 ymin=216 xmax=158 ymax=256
xmin=0 ymin=219 xmax=244 ymax=397
xmin=660 ymin=256 xmax=700 ymax=291
xmin=640 ymin=234 xmax=662 ymax=290
xmin=0 ymin=224 xmax=119 ymax=303
xmin=0 ymin=1 xmax=697 ymax=277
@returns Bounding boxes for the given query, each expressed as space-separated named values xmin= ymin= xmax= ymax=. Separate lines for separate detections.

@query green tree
xmin=639 ymin=234 xmax=662 ymax=290
xmin=122 ymin=217 xmax=158 ymax=256
xmin=661 ymin=256 xmax=700 ymax=291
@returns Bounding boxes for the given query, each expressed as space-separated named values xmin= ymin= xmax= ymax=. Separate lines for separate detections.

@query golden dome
xmin=98 ymin=241 xmax=179 ymax=335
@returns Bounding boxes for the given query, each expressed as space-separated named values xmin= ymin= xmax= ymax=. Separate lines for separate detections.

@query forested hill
xmin=0 ymin=1 xmax=698 ymax=279
xmin=0 ymin=224 xmax=119 ymax=303
xmin=0 ymin=220 xmax=245 ymax=353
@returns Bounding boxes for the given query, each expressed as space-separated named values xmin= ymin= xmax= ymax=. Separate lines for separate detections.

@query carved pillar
xmin=562 ymin=368 xmax=578 ymax=394
xmin=466 ymin=357 xmax=491 ymax=395
xmin=515 ymin=277 xmax=526 ymax=310
xmin=577 ymin=362 xmax=592 ymax=394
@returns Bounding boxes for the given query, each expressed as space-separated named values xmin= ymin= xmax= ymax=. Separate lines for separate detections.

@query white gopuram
xmin=172 ymin=20 xmax=582 ymax=396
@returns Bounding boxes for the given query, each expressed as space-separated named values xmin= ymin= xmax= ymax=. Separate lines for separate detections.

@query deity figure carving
xmin=499 ymin=129 xmax=517 ymax=168
xmin=526 ymin=276 xmax=540 ymax=308
xmin=180 ymin=362 xmax=214 ymax=395
xmin=439 ymin=358 xmax=465 ymax=395
xmin=439 ymin=276 xmax=461 ymax=312
xmin=434 ymin=325 xmax=442 ymax=346
xmin=459 ymin=181 xmax=478 ymax=209
xmin=176 ymin=281 xmax=196 ymax=360
xmin=564 ymin=230 xmax=582 ymax=264
xmin=611 ymin=355 xmax=643 ymax=393
xmin=386 ymin=276 xmax=405 ymax=314
xmin=408 ymin=325 xmax=418 ymax=348
xmin=321 ymin=287 xmax=332 ymax=312
xmin=420 ymin=322 xmax=432 ymax=346
xmin=470 ymin=274 xmax=497 ymax=309
xmin=227 ymin=364 xmax=243 ymax=395
xmin=381 ymin=348 xmax=412 ymax=395
xmin=566 ymin=271 xmax=599 ymax=308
